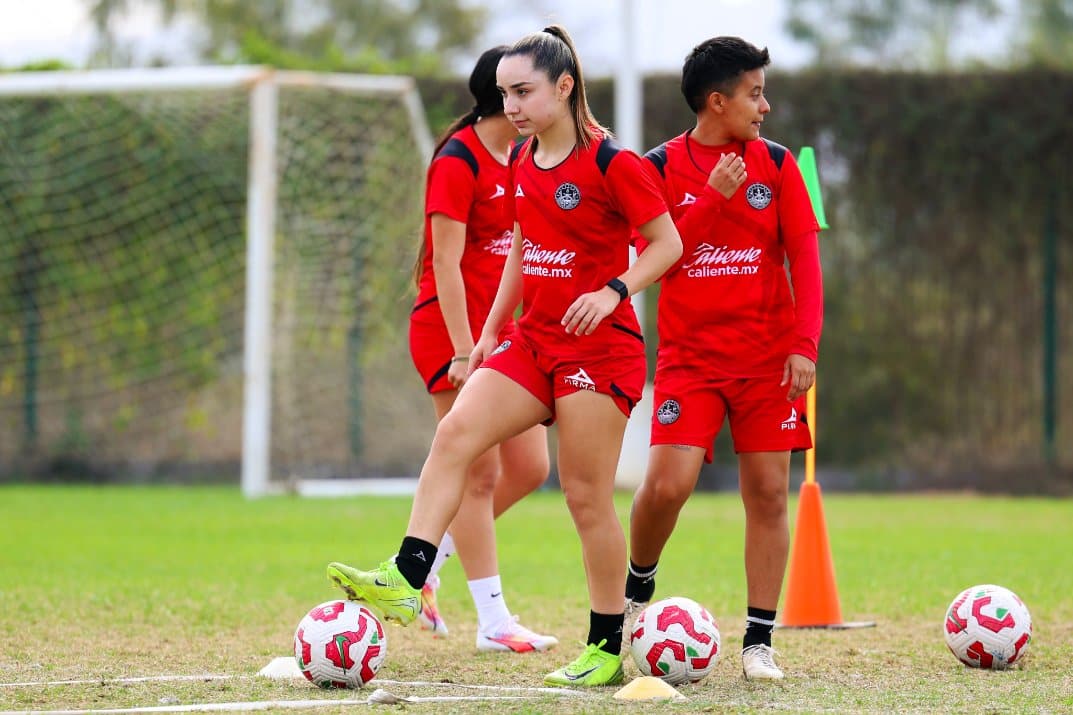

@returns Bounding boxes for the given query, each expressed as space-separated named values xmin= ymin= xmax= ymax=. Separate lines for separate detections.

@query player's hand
xmin=446 ymin=350 xmax=472 ymax=388
xmin=781 ymin=354 xmax=816 ymax=401
xmin=466 ymin=334 xmax=498 ymax=378
xmin=561 ymin=287 xmax=620 ymax=335
xmin=708 ymin=152 xmax=747 ymax=200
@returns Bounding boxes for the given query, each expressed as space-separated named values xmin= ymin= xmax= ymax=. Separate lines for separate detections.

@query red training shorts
xmin=409 ymin=311 xmax=514 ymax=394
xmin=650 ymin=363 xmax=812 ymax=462
xmin=479 ymin=331 xmax=645 ymax=422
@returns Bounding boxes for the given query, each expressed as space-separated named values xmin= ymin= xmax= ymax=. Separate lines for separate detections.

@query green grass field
xmin=1 ymin=485 xmax=1071 ymax=713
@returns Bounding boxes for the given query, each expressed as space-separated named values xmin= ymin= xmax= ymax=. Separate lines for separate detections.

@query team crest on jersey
xmin=491 ymin=340 xmax=511 ymax=356
xmin=554 ymin=182 xmax=581 ymax=210
xmin=745 ymin=182 xmax=773 ymax=210
xmin=656 ymin=399 xmax=681 ymax=425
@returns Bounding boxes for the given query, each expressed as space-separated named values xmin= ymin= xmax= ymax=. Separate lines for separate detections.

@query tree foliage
xmin=1015 ymin=0 xmax=1073 ymax=68
xmin=784 ymin=0 xmax=1073 ymax=70
xmin=87 ymin=0 xmax=487 ymax=74
xmin=784 ymin=0 xmax=1001 ymax=68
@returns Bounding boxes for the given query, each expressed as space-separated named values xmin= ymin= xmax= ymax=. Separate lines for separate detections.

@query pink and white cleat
xmin=416 ymin=574 xmax=448 ymax=637
xmin=476 ymin=615 xmax=558 ymax=653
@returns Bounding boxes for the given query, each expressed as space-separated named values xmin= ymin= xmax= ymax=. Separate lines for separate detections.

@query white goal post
xmin=0 ymin=67 xmax=434 ymax=496
xmin=234 ymin=70 xmax=433 ymax=498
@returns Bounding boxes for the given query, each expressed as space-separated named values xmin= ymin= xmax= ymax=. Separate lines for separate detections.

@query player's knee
xmin=465 ymin=460 xmax=498 ymax=497
xmin=742 ymin=482 xmax=787 ymax=522
xmin=560 ymin=485 xmax=604 ymax=531
xmin=515 ymin=460 xmax=549 ymax=493
xmin=640 ymin=473 xmax=693 ymax=511
xmin=501 ymin=446 xmax=549 ymax=494
xmin=429 ymin=412 xmax=482 ymax=465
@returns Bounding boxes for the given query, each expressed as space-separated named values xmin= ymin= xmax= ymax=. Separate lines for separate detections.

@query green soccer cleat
xmin=326 ymin=560 xmax=421 ymax=626
xmin=543 ymin=640 xmax=624 ymax=687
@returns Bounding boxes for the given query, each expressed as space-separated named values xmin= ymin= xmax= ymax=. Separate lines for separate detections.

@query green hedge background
xmin=1 ymin=70 xmax=1069 ymax=491
xmin=425 ymin=70 xmax=1073 ymax=490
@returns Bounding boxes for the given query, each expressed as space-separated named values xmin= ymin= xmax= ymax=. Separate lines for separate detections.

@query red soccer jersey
xmin=508 ymin=133 xmax=668 ymax=357
xmin=413 ymin=125 xmax=514 ymax=329
xmin=644 ymin=131 xmax=822 ymax=377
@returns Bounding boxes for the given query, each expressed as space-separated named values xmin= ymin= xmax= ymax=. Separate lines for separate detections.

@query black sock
xmin=625 ymin=560 xmax=657 ymax=602
xmin=743 ymin=606 xmax=777 ymax=649
xmin=395 ymin=536 xmax=436 ymax=590
xmin=589 ymin=610 xmax=625 ymax=655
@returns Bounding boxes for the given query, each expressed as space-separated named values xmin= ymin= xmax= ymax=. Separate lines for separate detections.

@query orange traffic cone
xmin=782 ymin=480 xmax=843 ymax=626
xmin=775 ymin=166 xmax=873 ymax=628
xmin=780 ymin=384 xmax=874 ymax=629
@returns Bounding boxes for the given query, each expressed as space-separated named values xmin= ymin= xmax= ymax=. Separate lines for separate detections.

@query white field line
xmin=0 ymin=694 xmax=541 ymax=714
xmin=375 ymin=679 xmax=586 ymax=695
xmin=0 ymin=676 xmax=236 ymax=689
xmin=0 ymin=673 xmax=583 ymax=697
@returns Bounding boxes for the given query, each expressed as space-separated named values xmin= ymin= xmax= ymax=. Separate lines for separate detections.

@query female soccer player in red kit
xmin=408 ymin=45 xmax=557 ymax=653
xmin=625 ymin=36 xmax=823 ymax=681
xmin=328 ymin=25 xmax=682 ymax=686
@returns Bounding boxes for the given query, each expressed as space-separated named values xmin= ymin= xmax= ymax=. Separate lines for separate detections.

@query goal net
xmin=0 ymin=67 xmax=437 ymax=495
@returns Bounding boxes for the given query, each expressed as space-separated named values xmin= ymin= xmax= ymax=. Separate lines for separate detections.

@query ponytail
xmin=505 ymin=24 xmax=610 ymax=151
xmin=431 ymin=108 xmax=480 ymax=158
xmin=415 ymin=45 xmax=510 ymax=286
xmin=430 ymin=44 xmax=509 ymax=158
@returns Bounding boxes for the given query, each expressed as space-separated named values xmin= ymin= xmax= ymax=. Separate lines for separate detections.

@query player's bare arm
xmin=430 ymin=214 xmax=475 ymax=388
xmin=470 ymin=222 xmax=525 ymax=373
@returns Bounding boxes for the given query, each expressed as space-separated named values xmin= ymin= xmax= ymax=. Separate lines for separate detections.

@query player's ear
xmin=707 ymin=90 xmax=725 ymax=114
xmin=556 ymin=72 xmax=574 ymax=102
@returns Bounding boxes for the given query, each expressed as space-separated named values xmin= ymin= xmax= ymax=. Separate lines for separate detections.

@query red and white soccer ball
xmin=294 ymin=600 xmax=387 ymax=688
xmin=944 ymin=584 xmax=1032 ymax=670
xmin=630 ymin=596 xmax=721 ymax=685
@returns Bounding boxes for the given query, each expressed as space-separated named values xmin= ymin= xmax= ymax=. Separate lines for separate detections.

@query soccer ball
xmin=944 ymin=584 xmax=1032 ymax=669
xmin=630 ymin=597 xmax=721 ymax=684
xmin=294 ymin=600 xmax=387 ymax=688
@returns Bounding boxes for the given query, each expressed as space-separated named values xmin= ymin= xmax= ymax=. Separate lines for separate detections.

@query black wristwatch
xmin=606 ymin=277 xmax=629 ymax=302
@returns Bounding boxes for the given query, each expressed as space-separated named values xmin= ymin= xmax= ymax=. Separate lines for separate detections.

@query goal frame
xmin=0 ymin=66 xmax=434 ymax=497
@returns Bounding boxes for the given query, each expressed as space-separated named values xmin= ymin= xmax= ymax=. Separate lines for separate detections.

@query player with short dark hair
xmin=626 ymin=35 xmax=824 ymax=681
xmin=328 ymin=25 xmax=683 ymax=687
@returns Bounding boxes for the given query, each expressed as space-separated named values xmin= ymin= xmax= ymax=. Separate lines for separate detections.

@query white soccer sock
xmin=469 ymin=575 xmax=511 ymax=632
xmin=429 ymin=532 xmax=455 ymax=579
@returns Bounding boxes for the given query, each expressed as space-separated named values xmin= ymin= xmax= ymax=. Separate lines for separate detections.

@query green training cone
xmin=797 ymin=146 xmax=829 ymax=230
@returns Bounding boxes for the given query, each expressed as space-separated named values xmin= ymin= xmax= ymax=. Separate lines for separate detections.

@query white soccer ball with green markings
xmin=294 ymin=600 xmax=386 ymax=688
xmin=944 ymin=584 xmax=1031 ymax=669
xmin=630 ymin=596 xmax=721 ymax=684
